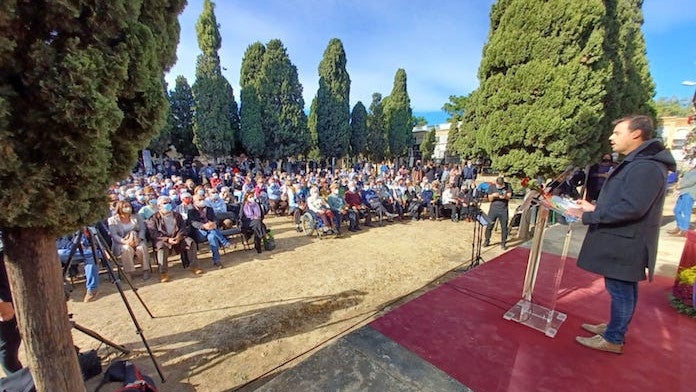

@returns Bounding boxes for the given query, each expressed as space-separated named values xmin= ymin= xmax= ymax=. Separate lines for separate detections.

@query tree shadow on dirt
xmin=136 ymin=289 xmax=367 ymax=390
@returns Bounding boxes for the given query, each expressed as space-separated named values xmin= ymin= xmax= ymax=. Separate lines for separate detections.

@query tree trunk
xmin=3 ymin=228 xmax=85 ymax=392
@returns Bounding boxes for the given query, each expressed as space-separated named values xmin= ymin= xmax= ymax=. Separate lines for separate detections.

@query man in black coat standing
xmin=484 ymin=177 xmax=512 ymax=250
xmin=568 ymin=115 xmax=676 ymax=354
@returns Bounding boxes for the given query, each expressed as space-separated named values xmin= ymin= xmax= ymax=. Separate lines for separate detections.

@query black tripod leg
xmin=470 ymin=218 xmax=477 ymax=263
xmin=466 ymin=215 xmax=486 ymax=271
xmin=86 ymin=227 xmax=165 ymax=382
xmin=475 ymin=216 xmax=485 ymax=265
xmin=474 ymin=223 xmax=482 ymax=268
xmin=71 ymin=321 xmax=130 ymax=354
xmin=92 ymin=230 xmax=156 ymax=319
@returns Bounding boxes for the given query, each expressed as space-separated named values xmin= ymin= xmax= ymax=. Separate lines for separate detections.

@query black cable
xmin=443 ymin=281 xmax=518 ymax=312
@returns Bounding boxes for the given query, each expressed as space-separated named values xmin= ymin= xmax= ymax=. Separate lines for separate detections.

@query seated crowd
xmin=61 ymin=158 xmax=490 ymax=302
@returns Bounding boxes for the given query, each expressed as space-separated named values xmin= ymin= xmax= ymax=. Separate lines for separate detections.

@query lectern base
xmin=503 ymin=299 xmax=567 ymax=338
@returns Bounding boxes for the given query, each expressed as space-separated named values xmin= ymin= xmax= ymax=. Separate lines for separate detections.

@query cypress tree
xmin=149 ymin=85 xmax=174 ymax=157
xmin=366 ymin=93 xmax=388 ymax=162
xmin=612 ymin=0 xmax=656 ymax=118
xmin=384 ymin=69 xmax=413 ymax=159
xmin=464 ymin=0 xmax=613 ymax=177
xmin=315 ymin=38 xmax=351 ymax=160
xmin=239 ymin=42 xmax=266 ymax=157
xmin=444 ymin=94 xmax=484 ymax=161
xmin=446 ymin=95 xmax=488 ymax=162
xmin=454 ymin=0 xmax=655 ymax=178
xmin=257 ymin=39 xmax=310 ymax=160
xmin=240 ymin=87 xmax=264 ymax=157
xmin=350 ymin=101 xmax=368 ymax=158
xmin=0 ymin=1 xmax=185 ymax=389
xmin=169 ymin=75 xmax=198 ymax=157
xmin=597 ymin=0 xmax=654 ymax=155
xmin=420 ymin=128 xmax=437 ymax=161
xmin=308 ymin=96 xmax=321 ymax=159
xmin=192 ymin=0 xmax=240 ymax=160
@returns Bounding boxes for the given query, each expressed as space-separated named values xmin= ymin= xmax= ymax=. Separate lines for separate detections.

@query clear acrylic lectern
xmin=503 ymin=198 xmax=575 ymax=338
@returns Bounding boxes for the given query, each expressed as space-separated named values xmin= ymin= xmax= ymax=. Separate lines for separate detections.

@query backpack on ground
xmin=77 ymin=349 xmax=102 ymax=381
xmin=94 ymin=360 xmax=157 ymax=392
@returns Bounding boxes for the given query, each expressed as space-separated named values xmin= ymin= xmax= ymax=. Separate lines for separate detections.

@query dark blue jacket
xmin=421 ymin=189 xmax=434 ymax=204
xmin=576 ymin=139 xmax=676 ymax=281
xmin=361 ymin=188 xmax=380 ymax=205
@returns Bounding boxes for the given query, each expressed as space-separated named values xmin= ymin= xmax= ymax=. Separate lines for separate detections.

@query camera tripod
xmin=466 ymin=209 xmax=488 ymax=271
xmin=63 ymin=226 xmax=165 ymax=383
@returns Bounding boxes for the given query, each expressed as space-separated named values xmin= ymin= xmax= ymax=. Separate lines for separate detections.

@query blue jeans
xmin=331 ymin=209 xmax=343 ymax=231
xmin=194 ymin=229 xmax=225 ymax=264
xmin=604 ymin=277 xmax=638 ymax=344
xmin=83 ymin=254 xmax=99 ymax=292
xmin=674 ymin=193 xmax=694 ymax=231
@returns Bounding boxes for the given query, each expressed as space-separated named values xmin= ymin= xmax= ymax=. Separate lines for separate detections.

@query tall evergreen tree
xmin=420 ymin=128 xmax=437 ymax=161
xmin=444 ymin=94 xmax=486 ymax=161
xmin=384 ymin=69 xmax=413 ymax=159
xmin=452 ymin=0 xmax=655 ymax=178
xmin=315 ymin=38 xmax=351 ymax=159
xmin=149 ymin=91 xmax=174 ymax=156
xmin=169 ymin=75 xmax=197 ymax=157
xmin=0 ymin=1 xmax=185 ymax=389
xmin=459 ymin=0 xmax=614 ymax=177
xmin=239 ymin=42 xmax=266 ymax=157
xmin=239 ymin=88 xmax=264 ymax=157
xmin=612 ymin=0 xmax=655 ymax=117
xmin=257 ymin=39 xmax=310 ymax=160
xmin=307 ymin=96 xmax=321 ymax=159
xmin=350 ymin=101 xmax=368 ymax=158
xmin=192 ymin=0 xmax=240 ymax=159
xmin=366 ymin=93 xmax=388 ymax=162
xmin=597 ymin=0 xmax=654 ymax=154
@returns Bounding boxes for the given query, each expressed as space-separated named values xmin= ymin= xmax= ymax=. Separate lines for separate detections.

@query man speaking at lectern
xmin=568 ymin=115 xmax=675 ymax=354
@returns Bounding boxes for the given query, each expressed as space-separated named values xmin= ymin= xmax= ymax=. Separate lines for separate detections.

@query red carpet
xmin=371 ymin=247 xmax=695 ymax=392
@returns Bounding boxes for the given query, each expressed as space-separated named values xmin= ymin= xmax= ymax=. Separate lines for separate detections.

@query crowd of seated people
xmin=123 ymin=157 xmax=492 ymax=232
xmin=60 ymin=157 xmax=495 ymax=301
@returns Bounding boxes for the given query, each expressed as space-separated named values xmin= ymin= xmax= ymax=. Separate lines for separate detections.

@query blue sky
xmin=166 ymin=0 xmax=696 ymax=125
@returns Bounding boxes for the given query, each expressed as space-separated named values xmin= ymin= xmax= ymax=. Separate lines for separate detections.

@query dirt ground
xmin=50 ymin=203 xmax=511 ymax=392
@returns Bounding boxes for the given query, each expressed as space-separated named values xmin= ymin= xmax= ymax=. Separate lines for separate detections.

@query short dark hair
xmin=612 ymin=115 xmax=654 ymax=140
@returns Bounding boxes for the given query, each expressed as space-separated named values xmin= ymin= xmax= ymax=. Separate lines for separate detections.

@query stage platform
xmin=254 ymin=227 xmax=693 ymax=392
